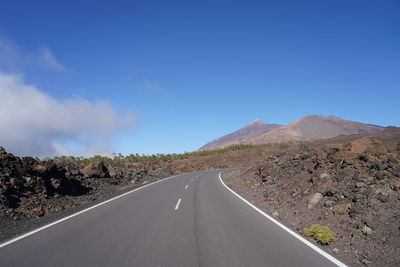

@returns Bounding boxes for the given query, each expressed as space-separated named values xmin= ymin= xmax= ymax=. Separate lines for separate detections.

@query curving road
xmin=0 ymin=170 xmax=346 ymax=266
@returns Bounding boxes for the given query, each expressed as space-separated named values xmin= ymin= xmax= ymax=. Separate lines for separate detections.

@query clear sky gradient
xmin=0 ymin=0 xmax=399 ymax=156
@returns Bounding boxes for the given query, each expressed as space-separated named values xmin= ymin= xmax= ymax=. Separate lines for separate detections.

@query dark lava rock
xmin=325 ymin=146 xmax=340 ymax=156
xmin=358 ymin=153 xmax=373 ymax=163
xmin=80 ymin=161 xmax=109 ymax=178
xmin=0 ymin=147 xmax=90 ymax=218
xmin=241 ymin=132 xmax=400 ymax=266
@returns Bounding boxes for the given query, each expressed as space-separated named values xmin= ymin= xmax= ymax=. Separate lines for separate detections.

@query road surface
xmin=0 ymin=170 xmax=345 ymax=266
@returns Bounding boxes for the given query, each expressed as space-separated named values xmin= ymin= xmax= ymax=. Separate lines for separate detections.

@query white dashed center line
xmin=174 ymin=198 xmax=182 ymax=210
xmin=185 ymin=184 xmax=188 ymax=190
xmin=190 ymin=178 xmax=194 ymax=182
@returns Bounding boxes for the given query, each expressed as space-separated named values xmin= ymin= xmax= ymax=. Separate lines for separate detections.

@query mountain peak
xmin=301 ymin=115 xmax=341 ymax=120
xmin=249 ymin=119 xmax=265 ymax=125
xmin=246 ymin=115 xmax=385 ymax=144
xmin=200 ymin=115 xmax=386 ymax=150
xmin=199 ymin=120 xmax=281 ymax=150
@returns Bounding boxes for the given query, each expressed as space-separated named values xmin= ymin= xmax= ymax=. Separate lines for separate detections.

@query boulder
xmin=319 ymin=172 xmax=330 ymax=179
xmin=308 ymin=193 xmax=323 ymax=209
xmin=358 ymin=153 xmax=373 ymax=163
xmin=28 ymin=206 xmax=44 ymax=217
xmin=80 ymin=161 xmax=109 ymax=178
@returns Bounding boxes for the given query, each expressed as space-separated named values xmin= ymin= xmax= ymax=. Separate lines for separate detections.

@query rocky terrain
xmin=201 ymin=115 xmax=386 ymax=150
xmin=222 ymin=127 xmax=400 ymax=266
xmin=1 ymin=126 xmax=399 ymax=266
xmin=0 ymin=142 xmax=286 ymax=241
xmin=0 ymin=147 xmax=173 ymax=220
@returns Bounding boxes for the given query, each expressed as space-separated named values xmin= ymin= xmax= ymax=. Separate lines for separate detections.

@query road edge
xmin=218 ymin=171 xmax=348 ymax=267
xmin=0 ymin=172 xmax=187 ymax=249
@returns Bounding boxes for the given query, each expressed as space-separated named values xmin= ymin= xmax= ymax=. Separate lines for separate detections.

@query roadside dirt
xmin=222 ymin=128 xmax=400 ymax=266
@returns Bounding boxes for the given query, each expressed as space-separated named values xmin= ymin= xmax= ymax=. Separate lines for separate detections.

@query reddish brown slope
xmin=199 ymin=120 xmax=281 ymax=150
xmin=224 ymin=115 xmax=385 ymax=146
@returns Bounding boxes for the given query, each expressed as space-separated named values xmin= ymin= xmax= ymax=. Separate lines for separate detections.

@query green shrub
xmin=304 ymin=224 xmax=335 ymax=245
xmin=46 ymin=141 xmax=295 ymax=165
xmin=362 ymin=226 xmax=372 ymax=235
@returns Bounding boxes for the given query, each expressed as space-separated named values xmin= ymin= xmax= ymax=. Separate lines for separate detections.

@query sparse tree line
xmin=38 ymin=143 xmax=292 ymax=165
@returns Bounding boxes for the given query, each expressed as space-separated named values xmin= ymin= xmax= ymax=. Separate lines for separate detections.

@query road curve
xmin=0 ymin=170 xmax=346 ymax=267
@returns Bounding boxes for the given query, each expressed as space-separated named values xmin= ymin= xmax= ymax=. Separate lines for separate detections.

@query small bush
xmin=304 ymin=224 xmax=335 ymax=245
xmin=362 ymin=226 xmax=372 ymax=235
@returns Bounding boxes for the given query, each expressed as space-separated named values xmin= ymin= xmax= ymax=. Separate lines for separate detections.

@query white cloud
xmin=0 ymin=73 xmax=134 ymax=157
xmin=0 ymin=38 xmax=22 ymax=72
xmin=0 ymin=37 xmax=65 ymax=72
xmin=36 ymin=47 xmax=65 ymax=71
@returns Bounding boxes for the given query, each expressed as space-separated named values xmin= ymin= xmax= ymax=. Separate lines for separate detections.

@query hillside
xmin=222 ymin=127 xmax=400 ymax=266
xmin=199 ymin=120 xmax=281 ymax=150
xmin=205 ymin=115 xmax=385 ymax=149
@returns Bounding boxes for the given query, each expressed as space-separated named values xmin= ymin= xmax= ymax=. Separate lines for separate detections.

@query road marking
xmin=0 ymin=173 xmax=188 ymax=249
xmin=185 ymin=184 xmax=189 ymax=189
xmin=190 ymin=178 xmax=194 ymax=182
xmin=174 ymin=198 xmax=182 ymax=210
xmin=218 ymin=172 xmax=347 ymax=267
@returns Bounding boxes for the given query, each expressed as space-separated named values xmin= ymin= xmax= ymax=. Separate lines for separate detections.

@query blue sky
xmin=0 ymin=0 xmax=399 ymax=156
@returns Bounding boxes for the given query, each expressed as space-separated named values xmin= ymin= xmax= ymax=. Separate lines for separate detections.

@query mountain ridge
xmin=200 ymin=115 xmax=386 ymax=150
xmin=199 ymin=120 xmax=281 ymax=151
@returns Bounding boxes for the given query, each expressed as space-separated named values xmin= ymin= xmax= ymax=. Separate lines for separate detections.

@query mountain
xmin=244 ymin=115 xmax=385 ymax=144
xmin=201 ymin=115 xmax=386 ymax=150
xmin=199 ymin=120 xmax=281 ymax=150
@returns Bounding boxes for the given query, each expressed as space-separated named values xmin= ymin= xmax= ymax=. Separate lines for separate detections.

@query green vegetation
xmin=362 ymin=226 xmax=372 ymax=235
xmin=190 ymin=142 xmax=291 ymax=157
xmin=304 ymin=224 xmax=335 ymax=245
xmin=43 ymin=142 xmax=293 ymax=165
xmin=48 ymin=153 xmax=188 ymax=165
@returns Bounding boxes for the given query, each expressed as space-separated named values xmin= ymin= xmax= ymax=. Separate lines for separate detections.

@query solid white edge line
xmin=174 ymin=198 xmax=182 ymax=210
xmin=218 ymin=172 xmax=347 ymax=267
xmin=0 ymin=173 xmax=187 ymax=249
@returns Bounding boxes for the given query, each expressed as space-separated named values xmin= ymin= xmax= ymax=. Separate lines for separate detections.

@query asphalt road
xmin=0 ymin=170 xmax=346 ymax=267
